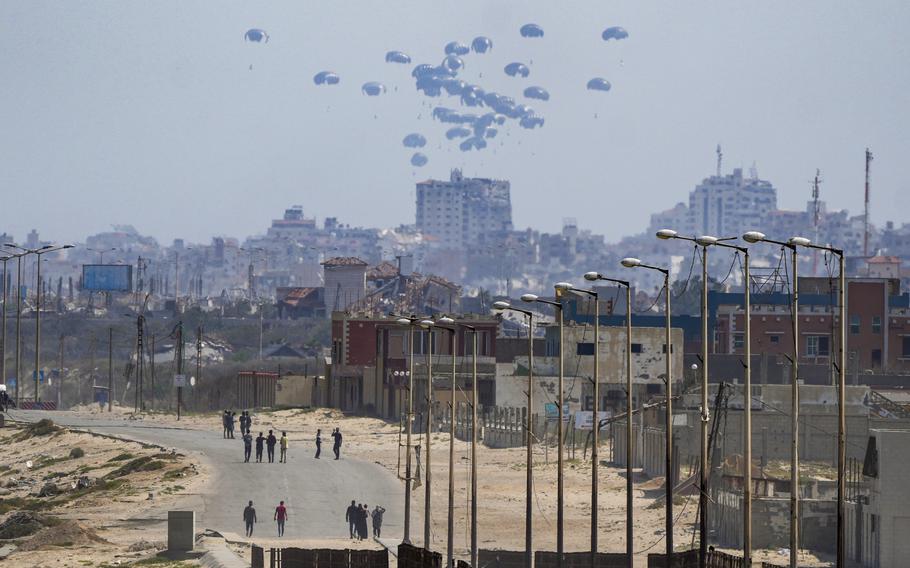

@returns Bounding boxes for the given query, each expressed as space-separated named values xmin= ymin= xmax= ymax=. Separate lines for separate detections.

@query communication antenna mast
xmin=811 ymin=169 xmax=822 ymax=276
xmin=864 ymin=148 xmax=873 ymax=257
xmin=716 ymin=144 xmax=723 ymax=177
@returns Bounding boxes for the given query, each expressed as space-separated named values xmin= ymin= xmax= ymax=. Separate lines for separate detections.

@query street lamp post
xmin=396 ymin=315 xmax=426 ymax=545
xmin=32 ymin=245 xmax=73 ymax=403
xmin=522 ymin=283 xmax=571 ymax=568
xmin=432 ymin=316 xmax=458 ymax=568
xmin=418 ymin=318 xmax=436 ymax=550
xmin=787 ymin=238 xmax=846 ymax=568
xmin=585 ymin=271 xmax=636 ymax=567
xmin=493 ymin=301 xmax=535 ymax=568
xmin=2 ymin=247 xmax=33 ymax=405
xmin=655 ymin=230 xmax=722 ymax=566
xmin=87 ymin=247 xmax=117 ymax=264
xmin=744 ymin=231 xmax=807 ymax=568
xmin=0 ymin=255 xmax=9 ymax=390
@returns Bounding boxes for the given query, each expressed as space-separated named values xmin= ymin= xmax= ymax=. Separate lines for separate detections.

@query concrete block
xmin=168 ymin=510 xmax=195 ymax=552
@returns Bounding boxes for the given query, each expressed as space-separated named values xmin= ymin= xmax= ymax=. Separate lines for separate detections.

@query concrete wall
xmin=324 ymin=265 xmax=366 ymax=315
xmin=866 ymin=429 xmax=910 ymax=568
xmin=275 ymin=374 xmax=327 ymax=408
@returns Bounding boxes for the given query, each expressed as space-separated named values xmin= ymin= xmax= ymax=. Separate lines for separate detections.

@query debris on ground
xmin=0 ymin=511 xmax=56 ymax=539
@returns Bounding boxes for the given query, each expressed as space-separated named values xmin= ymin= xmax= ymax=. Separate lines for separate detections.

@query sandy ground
xmin=0 ymin=415 xmax=206 ymax=567
xmin=32 ymin=405 xmax=830 ymax=567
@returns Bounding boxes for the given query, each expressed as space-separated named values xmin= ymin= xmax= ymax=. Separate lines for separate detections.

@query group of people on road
xmin=346 ymin=501 xmax=385 ymax=540
xmin=314 ymin=427 xmax=343 ymax=460
xmin=241 ymin=429 xmax=289 ymax=463
xmin=242 ymin=500 xmax=290 ymax=537
xmin=223 ymin=409 xmax=253 ymax=439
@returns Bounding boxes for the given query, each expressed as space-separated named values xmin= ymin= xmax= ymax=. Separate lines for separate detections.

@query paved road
xmin=8 ymin=410 xmax=403 ymax=542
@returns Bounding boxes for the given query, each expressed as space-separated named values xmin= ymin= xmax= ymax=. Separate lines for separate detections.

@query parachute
xmin=446 ymin=126 xmax=471 ymax=140
xmin=523 ymin=86 xmax=550 ymax=101
xmin=459 ymin=137 xmax=488 ymax=151
xmin=386 ymin=51 xmax=412 ymax=64
xmin=403 ymin=133 xmax=427 ymax=148
xmin=244 ymin=29 xmax=269 ymax=43
xmin=444 ymin=41 xmax=470 ymax=56
xmin=313 ymin=71 xmax=340 ymax=85
xmin=504 ymin=62 xmax=530 ymax=78
xmin=411 ymin=153 xmax=428 ymax=167
xmin=520 ymin=24 xmax=544 ymax=38
xmin=520 ymin=115 xmax=545 ymax=129
xmin=362 ymin=82 xmax=387 ymax=96
xmin=586 ymin=78 xmax=612 ymax=92
xmin=602 ymin=27 xmax=629 ymax=41
xmin=471 ymin=36 xmax=493 ymax=54
xmin=442 ymin=55 xmax=464 ymax=72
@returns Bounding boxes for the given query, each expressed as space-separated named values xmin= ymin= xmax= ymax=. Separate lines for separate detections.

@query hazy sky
xmin=2 ymin=1 xmax=908 ymax=246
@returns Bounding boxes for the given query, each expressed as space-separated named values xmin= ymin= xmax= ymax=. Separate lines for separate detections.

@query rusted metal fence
xmin=647 ymin=549 xmax=745 ymax=568
xmin=253 ymin=546 xmax=388 ymax=568
xmin=398 ymin=543 xmax=442 ymax=568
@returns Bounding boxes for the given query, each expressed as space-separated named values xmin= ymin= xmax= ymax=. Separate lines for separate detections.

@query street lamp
xmin=0 ymin=255 xmax=10 ymax=391
xmin=395 ymin=315 xmax=426 ymax=545
xmin=431 ymin=315 xmax=459 ymax=568
xmin=742 ymin=231 xmax=805 ymax=568
xmin=87 ymin=247 xmax=117 ymax=264
xmin=785 ymin=237 xmax=847 ymax=568
xmin=584 ymin=271 xmax=636 ymax=567
xmin=655 ymin=229 xmax=738 ymax=565
xmin=1 ymin=247 xmax=30 ymax=405
xmin=415 ymin=317 xmax=442 ymax=550
xmin=522 ymin=282 xmax=570 ymax=568
xmin=560 ymin=280 xmax=604 ymax=566
xmin=6 ymin=243 xmax=72 ymax=404
xmin=493 ymin=300 xmax=535 ymax=568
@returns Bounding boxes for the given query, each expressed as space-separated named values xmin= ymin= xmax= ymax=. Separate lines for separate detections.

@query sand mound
xmin=17 ymin=519 xmax=108 ymax=551
xmin=0 ymin=512 xmax=53 ymax=539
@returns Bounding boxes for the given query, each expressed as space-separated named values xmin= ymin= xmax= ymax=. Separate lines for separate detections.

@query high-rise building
xmin=687 ymin=167 xmax=777 ymax=237
xmin=415 ymin=169 xmax=512 ymax=249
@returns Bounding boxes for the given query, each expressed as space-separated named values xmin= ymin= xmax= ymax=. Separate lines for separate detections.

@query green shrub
xmin=69 ymin=447 xmax=85 ymax=459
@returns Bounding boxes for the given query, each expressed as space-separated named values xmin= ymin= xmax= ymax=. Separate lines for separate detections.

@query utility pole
xmin=196 ymin=326 xmax=203 ymax=413
xmin=108 ymin=327 xmax=113 ymax=411
xmin=1 ymin=256 xmax=7 ymax=390
xmin=88 ymin=332 xmax=96 ymax=404
xmin=176 ymin=322 xmax=184 ymax=421
xmin=469 ymin=327 xmax=479 ymax=568
xmin=57 ymin=334 xmax=64 ymax=409
xmin=811 ymin=170 xmax=822 ymax=276
xmin=135 ymin=315 xmax=144 ymax=412
xmin=15 ymin=255 xmax=21 ymax=405
xmin=34 ymin=253 xmax=43 ymax=403
xmin=864 ymin=148 xmax=873 ymax=257
xmin=149 ymin=334 xmax=156 ymax=410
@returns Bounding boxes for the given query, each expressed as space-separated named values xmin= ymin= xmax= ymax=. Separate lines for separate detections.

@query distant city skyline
xmin=1 ymin=1 xmax=907 ymax=245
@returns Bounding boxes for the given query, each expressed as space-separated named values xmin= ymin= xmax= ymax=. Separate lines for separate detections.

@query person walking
xmin=274 ymin=500 xmax=288 ymax=537
xmin=371 ymin=505 xmax=385 ymax=538
xmin=244 ymin=411 xmax=253 ymax=435
xmin=345 ymin=500 xmax=358 ymax=539
xmin=255 ymin=432 xmax=265 ymax=463
xmin=242 ymin=430 xmax=253 ymax=463
xmin=238 ymin=411 xmax=247 ymax=436
xmin=266 ymin=430 xmax=277 ymax=463
xmin=243 ymin=500 xmax=257 ymax=537
xmin=357 ymin=504 xmax=369 ymax=540
xmin=332 ymin=428 xmax=343 ymax=460
xmin=222 ymin=410 xmax=230 ymax=438
xmin=279 ymin=431 xmax=289 ymax=463
xmin=314 ymin=429 xmax=322 ymax=459
xmin=228 ymin=411 xmax=237 ymax=439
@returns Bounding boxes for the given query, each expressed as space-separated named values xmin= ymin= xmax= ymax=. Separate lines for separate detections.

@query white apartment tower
xmin=415 ymin=169 xmax=513 ymax=249
xmin=687 ymin=167 xmax=777 ymax=237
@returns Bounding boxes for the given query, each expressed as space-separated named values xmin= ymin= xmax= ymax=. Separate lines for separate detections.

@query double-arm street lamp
xmin=492 ymin=300 xmax=536 ymax=568
xmin=521 ymin=283 xmax=571 ymax=567
xmin=788 ymin=239 xmax=846 ymax=568
xmin=87 ymin=247 xmax=117 ymax=264
xmin=578 ymin=272 xmax=636 ymax=567
xmin=656 ymin=230 xmax=736 ymax=565
xmin=395 ymin=314 xmax=425 ymax=544
xmin=0 ymin=255 xmax=10 ymax=392
xmin=5 ymin=244 xmax=73 ymax=403
xmin=0 ymin=247 xmax=32 ymax=404
xmin=742 ymin=231 xmax=808 ymax=568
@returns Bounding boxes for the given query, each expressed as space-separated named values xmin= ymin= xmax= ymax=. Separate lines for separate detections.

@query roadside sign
xmin=545 ymin=402 xmax=570 ymax=422
xmin=174 ymin=374 xmax=187 ymax=388
xmin=574 ymin=410 xmax=611 ymax=430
